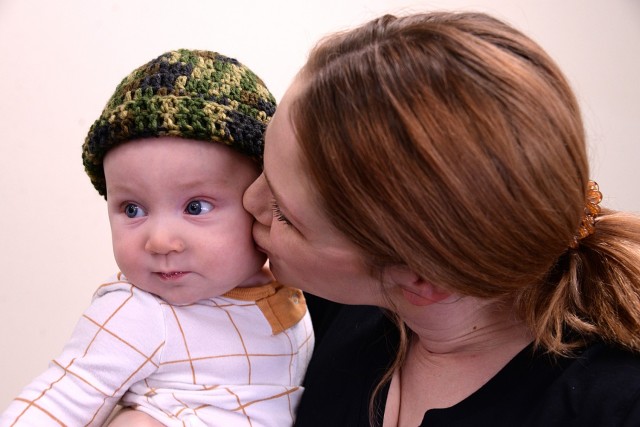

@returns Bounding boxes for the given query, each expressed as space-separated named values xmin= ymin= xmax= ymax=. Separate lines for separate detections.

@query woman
xmin=243 ymin=11 xmax=640 ymax=427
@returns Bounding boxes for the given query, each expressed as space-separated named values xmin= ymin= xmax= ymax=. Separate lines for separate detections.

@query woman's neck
xmin=403 ymin=294 xmax=532 ymax=355
xmin=383 ymin=295 xmax=533 ymax=427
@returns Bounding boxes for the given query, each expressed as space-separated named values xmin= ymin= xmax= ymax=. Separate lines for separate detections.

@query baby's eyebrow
xmin=105 ymin=182 xmax=134 ymax=195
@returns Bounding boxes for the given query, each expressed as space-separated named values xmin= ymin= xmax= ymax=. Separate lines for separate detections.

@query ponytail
xmin=516 ymin=209 xmax=640 ymax=355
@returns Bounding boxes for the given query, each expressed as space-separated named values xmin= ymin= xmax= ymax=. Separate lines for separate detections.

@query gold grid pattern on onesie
xmin=4 ymin=273 xmax=313 ymax=427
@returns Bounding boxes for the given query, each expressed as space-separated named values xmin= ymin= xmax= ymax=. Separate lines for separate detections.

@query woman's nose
xmin=144 ymin=219 xmax=185 ymax=254
xmin=243 ymin=173 xmax=273 ymax=227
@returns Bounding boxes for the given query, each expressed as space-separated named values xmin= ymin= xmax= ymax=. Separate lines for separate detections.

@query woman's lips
xmin=251 ymin=223 xmax=269 ymax=254
xmin=252 ymin=235 xmax=268 ymax=253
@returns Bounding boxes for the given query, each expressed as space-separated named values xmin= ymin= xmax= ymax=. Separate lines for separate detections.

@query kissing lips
xmin=251 ymin=224 xmax=269 ymax=254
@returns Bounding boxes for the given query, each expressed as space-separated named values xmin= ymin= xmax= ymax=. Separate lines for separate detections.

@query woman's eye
xmin=186 ymin=200 xmax=213 ymax=215
xmin=271 ymin=200 xmax=292 ymax=225
xmin=124 ymin=203 xmax=146 ymax=218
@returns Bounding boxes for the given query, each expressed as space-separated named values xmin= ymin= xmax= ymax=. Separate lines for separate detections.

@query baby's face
xmin=103 ymin=137 xmax=266 ymax=305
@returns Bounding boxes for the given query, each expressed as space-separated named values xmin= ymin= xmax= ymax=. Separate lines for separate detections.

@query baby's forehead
xmin=103 ymin=137 xmax=259 ymax=192
xmin=105 ymin=136 xmax=252 ymax=160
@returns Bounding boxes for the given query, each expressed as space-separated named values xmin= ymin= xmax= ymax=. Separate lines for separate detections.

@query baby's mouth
xmin=159 ymin=272 xmax=187 ymax=280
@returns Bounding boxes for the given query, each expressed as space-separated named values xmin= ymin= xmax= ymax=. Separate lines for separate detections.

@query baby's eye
xmin=124 ymin=203 xmax=146 ymax=218
xmin=185 ymin=200 xmax=214 ymax=215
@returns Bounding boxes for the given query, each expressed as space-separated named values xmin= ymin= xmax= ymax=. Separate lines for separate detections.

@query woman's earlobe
xmin=387 ymin=265 xmax=451 ymax=306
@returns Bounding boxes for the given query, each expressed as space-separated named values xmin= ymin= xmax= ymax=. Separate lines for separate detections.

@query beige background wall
xmin=1 ymin=0 xmax=639 ymax=411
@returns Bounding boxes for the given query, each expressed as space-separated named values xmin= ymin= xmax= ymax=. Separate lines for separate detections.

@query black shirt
xmin=295 ymin=294 xmax=640 ymax=427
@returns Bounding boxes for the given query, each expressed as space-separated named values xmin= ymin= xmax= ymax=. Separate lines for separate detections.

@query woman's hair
xmin=291 ymin=11 xmax=640 ymax=358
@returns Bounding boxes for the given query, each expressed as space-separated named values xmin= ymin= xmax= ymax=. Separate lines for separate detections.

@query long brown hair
xmin=290 ymin=9 xmax=640 ymax=419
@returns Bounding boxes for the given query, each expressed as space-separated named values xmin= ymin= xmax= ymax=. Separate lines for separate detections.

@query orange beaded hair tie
xmin=570 ymin=180 xmax=603 ymax=249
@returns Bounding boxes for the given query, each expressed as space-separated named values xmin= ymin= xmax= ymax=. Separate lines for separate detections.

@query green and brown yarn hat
xmin=82 ymin=49 xmax=276 ymax=198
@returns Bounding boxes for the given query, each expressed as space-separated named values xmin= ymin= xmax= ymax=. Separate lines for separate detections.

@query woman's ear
xmin=386 ymin=265 xmax=451 ymax=306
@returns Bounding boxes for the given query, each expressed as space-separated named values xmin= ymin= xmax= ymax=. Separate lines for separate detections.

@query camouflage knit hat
xmin=82 ymin=49 xmax=276 ymax=198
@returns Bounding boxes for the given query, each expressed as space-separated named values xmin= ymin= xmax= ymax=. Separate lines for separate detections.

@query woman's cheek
xmin=269 ymin=222 xmax=299 ymax=257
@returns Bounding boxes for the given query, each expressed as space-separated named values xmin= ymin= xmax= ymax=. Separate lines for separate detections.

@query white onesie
xmin=1 ymin=273 xmax=314 ymax=426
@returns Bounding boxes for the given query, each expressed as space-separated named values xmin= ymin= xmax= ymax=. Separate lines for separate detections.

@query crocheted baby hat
xmin=82 ymin=49 xmax=276 ymax=198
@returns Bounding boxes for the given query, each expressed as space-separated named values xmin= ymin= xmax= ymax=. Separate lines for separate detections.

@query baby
xmin=1 ymin=49 xmax=313 ymax=427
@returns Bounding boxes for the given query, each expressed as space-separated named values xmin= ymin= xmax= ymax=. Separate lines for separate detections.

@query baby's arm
xmin=0 ymin=280 xmax=165 ymax=426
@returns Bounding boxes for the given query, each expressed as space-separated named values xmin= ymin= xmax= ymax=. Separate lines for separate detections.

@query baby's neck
xmin=235 ymin=265 xmax=275 ymax=288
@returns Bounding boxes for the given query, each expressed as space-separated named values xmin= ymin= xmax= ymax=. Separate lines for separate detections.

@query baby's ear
xmin=386 ymin=265 xmax=450 ymax=306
